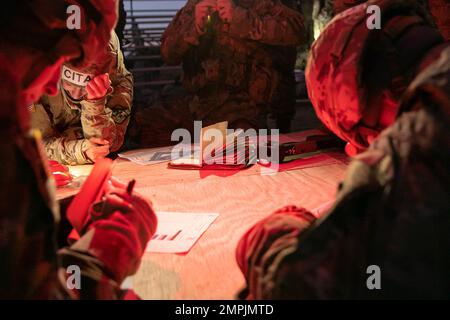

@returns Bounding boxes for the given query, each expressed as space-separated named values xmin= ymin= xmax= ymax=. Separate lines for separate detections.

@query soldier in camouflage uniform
xmin=31 ymin=31 xmax=133 ymax=165
xmin=131 ymin=0 xmax=305 ymax=147
xmin=236 ymin=44 xmax=450 ymax=300
xmin=306 ymin=0 xmax=446 ymax=155
xmin=0 ymin=0 xmax=156 ymax=299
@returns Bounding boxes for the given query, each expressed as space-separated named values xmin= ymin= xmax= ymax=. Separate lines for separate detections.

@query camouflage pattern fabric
xmin=0 ymin=54 xmax=125 ymax=300
xmin=333 ymin=0 xmax=449 ymax=39
xmin=131 ymin=0 xmax=305 ymax=148
xmin=31 ymin=32 xmax=133 ymax=165
xmin=236 ymin=46 xmax=450 ymax=299
xmin=0 ymin=127 xmax=152 ymax=299
xmin=427 ymin=0 xmax=450 ymax=40
xmin=296 ymin=0 xmax=447 ymax=69
xmin=1 ymin=0 xmax=156 ymax=300
xmin=306 ymin=0 xmax=444 ymax=151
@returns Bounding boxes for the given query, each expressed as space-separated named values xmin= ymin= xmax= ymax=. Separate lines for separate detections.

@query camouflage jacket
xmin=236 ymin=46 xmax=450 ymax=299
xmin=0 ymin=61 xmax=127 ymax=299
xmin=31 ymin=33 xmax=133 ymax=165
xmin=161 ymin=0 xmax=305 ymax=128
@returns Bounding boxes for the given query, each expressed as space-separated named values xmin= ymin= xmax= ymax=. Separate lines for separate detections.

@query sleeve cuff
xmin=77 ymin=139 xmax=93 ymax=164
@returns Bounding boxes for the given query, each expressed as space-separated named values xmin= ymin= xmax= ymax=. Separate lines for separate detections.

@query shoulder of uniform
xmin=108 ymin=31 xmax=120 ymax=55
xmin=402 ymin=45 xmax=450 ymax=111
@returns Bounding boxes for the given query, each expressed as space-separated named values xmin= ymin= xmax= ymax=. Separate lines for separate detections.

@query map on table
xmin=118 ymin=145 xmax=198 ymax=166
xmin=146 ymin=212 xmax=219 ymax=254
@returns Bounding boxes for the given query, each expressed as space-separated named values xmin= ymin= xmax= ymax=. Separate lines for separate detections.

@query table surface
xmin=57 ymin=131 xmax=350 ymax=300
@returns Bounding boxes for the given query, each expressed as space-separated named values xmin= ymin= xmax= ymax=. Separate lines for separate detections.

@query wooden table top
xmin=57 ymin=132 xmax=350 ymax=300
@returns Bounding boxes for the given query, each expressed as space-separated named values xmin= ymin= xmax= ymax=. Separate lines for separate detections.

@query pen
xmin=127 ymin=179 xmax=136 ymax=196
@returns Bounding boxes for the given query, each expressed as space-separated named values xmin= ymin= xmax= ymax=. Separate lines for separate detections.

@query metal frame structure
xmin=123 ymin=0 xmax=184 ymax=88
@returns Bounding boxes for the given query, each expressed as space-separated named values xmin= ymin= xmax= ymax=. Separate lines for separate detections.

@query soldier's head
xmin=60 ymin=32 xmax=119 ymax=101
xmin=0 ymin=0 xmax=118 ymax=298
xmin=0 ymin=1 xmax=118 ymax=108
xmin=306 ymin=0 xmax=446 ymax=155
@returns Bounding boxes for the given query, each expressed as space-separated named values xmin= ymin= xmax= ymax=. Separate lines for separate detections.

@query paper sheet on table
xmin=146 ymin=212 xmax=219 ymax=253
xmin=119 ymin=145 xmax=198 ymax=166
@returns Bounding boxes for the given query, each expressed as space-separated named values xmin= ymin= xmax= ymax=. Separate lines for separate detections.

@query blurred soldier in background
xmin=130 ymin=0 xmax=305 ymax=147
xmin=31 ymin=31 xmax=133 ymax=165
xmin=0 ymin=0 xmax=156 ymax=299
xmin=235 ymin=1 xmax=450 ymax=299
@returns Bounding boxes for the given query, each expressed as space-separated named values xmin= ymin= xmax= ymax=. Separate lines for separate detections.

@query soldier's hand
xmin=217 ymin=0 xmax=235 ymax=23
xmin=86 ymin=73 xmax=112 ymax=100
xmin=195 ymin=0 xmax=217 ymax=35
xmin=85 ymin=137 xmax=110 ymax=162
xmin=86 ymin=176 xmax=157 ymax=283
xmin=48 ymin=160 xmax=73 ymax=187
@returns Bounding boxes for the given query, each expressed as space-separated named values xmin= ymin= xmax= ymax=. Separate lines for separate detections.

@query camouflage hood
xmin=305 ymin=0 xmax=443 ymax=151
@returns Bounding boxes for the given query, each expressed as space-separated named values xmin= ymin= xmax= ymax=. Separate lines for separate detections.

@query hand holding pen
xmin=92 ymin=178 xmax=138 ymax=220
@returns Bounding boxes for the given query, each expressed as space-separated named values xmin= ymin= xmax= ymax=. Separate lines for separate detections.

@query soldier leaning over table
xmin=31 ymin=31 xmax=133 ymax=165
xmin=0 ymin=0 xmax=156 ymax=300
xmin=235 ymin=1 xmax=450 ymax=299
xmin=129 ymin=0 xmax=306 ymax=148
xmin=236 ymin=46 xmax=450 ymax=299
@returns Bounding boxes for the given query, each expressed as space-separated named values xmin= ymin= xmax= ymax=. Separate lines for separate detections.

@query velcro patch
xmin=62 ymin=66 xmax=94 ymax=87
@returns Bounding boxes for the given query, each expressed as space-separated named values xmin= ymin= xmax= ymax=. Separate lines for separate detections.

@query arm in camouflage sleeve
xmin=227 ymin=0 xmax=305 ymax=46
xmin=160 ymin=2 xmax=200 ymax=65
xmin=237 ymin=90 xmax=450 ymax=299
xmin=56 ymin=248 xmax=123 ymax=299
xmin=42 ymin=136 xmax=91 ymax=165
xmin=30 ymin=103 xmax=92 ymax=165
xmin=236 ymin=206 xmax=317 ymax=299
xmin=80 ymin=34 xmax=133 ymax=153
xmin=57 ymin=180 xmax=157 ymax=299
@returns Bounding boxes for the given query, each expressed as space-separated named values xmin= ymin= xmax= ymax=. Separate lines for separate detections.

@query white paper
xmin=121 ymin=277 xmax=134 ymax=290
xmin=119 ymin=145 xmax=195 ymax=166
xmin=146 ymin=212 xmax=219 ymax=254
